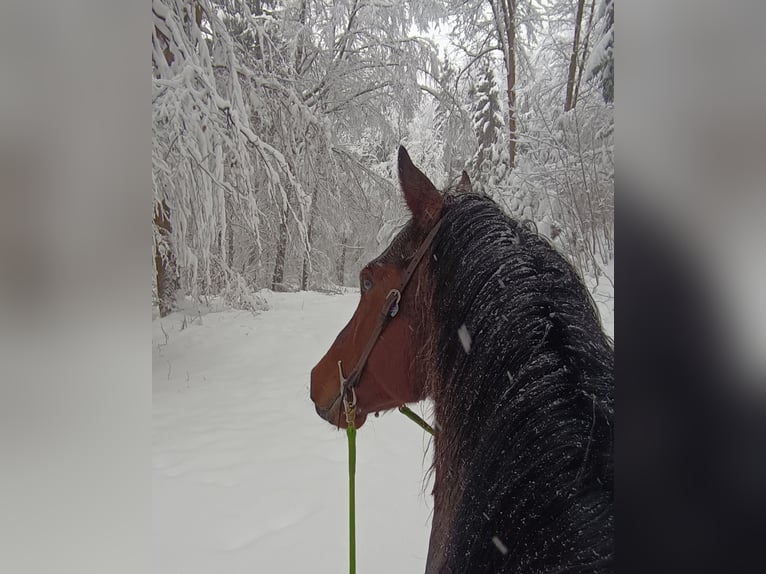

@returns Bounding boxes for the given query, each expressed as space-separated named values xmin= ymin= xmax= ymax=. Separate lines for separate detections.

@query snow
xmin=153 ymin=291 xmax=434 ymax=574
xmin=153 ymin=276 xmax=613 ymax=573
xmin=457 ymin=324 xmax=472 ymax=353
xmin=491 ymin=535 xmax=509 ymax=555
xmin=585 ymin=260 xmax=615 ymax=339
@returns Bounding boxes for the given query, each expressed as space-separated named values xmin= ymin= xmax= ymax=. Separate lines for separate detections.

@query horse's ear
xmin=398 ymin=146 xmax=443 ymax=226
xmin=455 ymin=170 xmax=473 ymax=194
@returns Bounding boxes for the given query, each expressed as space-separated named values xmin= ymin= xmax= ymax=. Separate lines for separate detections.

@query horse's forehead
xmin=369 ymin=220 xmax=417 ymax=268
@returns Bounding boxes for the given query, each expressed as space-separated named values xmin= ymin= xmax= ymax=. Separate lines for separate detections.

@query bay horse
xmin=310 ymin=147 xmax=614 ymax=573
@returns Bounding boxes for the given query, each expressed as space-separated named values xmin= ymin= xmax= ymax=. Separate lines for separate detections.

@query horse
xmin=310 ymin=146 xmax=614 ymax=573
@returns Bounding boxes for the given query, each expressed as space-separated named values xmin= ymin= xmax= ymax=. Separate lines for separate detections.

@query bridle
xmin=338 ymin=218 xmax=443 ymax=424
xmin=337 ymin=218 xmax=441 ymax=574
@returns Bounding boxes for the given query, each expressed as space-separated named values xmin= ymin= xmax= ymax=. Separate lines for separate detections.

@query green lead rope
xmin=345 ymin=406 xmax=433 ymax=574
xmin=398 ymin=405 xmax=435 ymax=436
xmin=346 ymin=422 xmax=356 ymax=574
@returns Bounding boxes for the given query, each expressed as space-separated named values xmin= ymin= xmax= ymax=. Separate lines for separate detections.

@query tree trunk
xmin=226 ymin=210 xmax=234 ymax=269
xmin=573 ymin=0 xmax=597 ymax=107
xmin=154 ymin=200 xmax=179 ymax=317
xmin=565 ymin=0 xmax=587 ymax=111
xmin=497 ymin=0 xmax=517 ymax=168
xmin=295 ymin=0 xmax=308 ymax=72
xmin=272 ymin=213 xmax=288 ymax=290
xmin=252 ymin=0 xmax=264 ymax=61
xmin=337 ymin=234 xmax=347 ymax=285
xmin=300 ymin=255 xmax=309 ymax=291
xmin=301 ymin=186 xmax=319 ymax=291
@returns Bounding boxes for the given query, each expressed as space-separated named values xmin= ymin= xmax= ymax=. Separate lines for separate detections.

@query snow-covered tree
xmin=152 ymin=0 xmax=445 ymax=307
xmin=508 ymin=3 xmax=614 ymax=278
xmin=447 ymin=0 xmax=543 ymax=168
xmin=586 ymin=0 xmax=614 ymax=104
xmin=152 ymin=0 xmax=321 ymax=308
xmin=468 ymin=63 xmax=508 ymax=197
xmin=439 ymin=0 xmax=613 ymax=278
xmin=434 ymin=57 xmax=474 ymax=182
xmin=404 ymin=99 xmax=446 ymax=188
xmin=151 ymin=0 xmax=613 ymax=310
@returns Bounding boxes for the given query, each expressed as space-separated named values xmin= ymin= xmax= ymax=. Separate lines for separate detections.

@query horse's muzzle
xmin=313 ymin=394 xmax=368 ymax=429
xmin=311 ymin=359 xmax=369 ymax=429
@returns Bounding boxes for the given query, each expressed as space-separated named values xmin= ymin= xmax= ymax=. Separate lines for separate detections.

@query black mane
xmin=424 ymin=193 xmax=614 ymax=573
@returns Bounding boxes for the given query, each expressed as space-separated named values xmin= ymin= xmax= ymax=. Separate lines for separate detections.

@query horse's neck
xmin=426 ymin=431 xmax=461 ymax=574
xmin=424 ymin=331 xmax=613 ymax=573
xmin=421 ymin=207 xmax=613 ymax=571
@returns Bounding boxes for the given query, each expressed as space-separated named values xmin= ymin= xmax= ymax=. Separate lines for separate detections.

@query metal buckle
xmin=338 ymin=360 xmax=356 ymax=424
xmin=386 ymin=289 xmax=401 ymax=318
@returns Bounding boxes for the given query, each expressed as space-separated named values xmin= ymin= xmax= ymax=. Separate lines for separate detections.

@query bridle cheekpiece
xmin=338 ymin=218 xmax=443 ymax=426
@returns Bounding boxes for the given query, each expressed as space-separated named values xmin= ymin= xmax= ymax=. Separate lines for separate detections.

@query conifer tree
xmin=586 ymin=0 xmax=614 ymax=103
xmin=469 ymin=63 xmax=508 ymax=197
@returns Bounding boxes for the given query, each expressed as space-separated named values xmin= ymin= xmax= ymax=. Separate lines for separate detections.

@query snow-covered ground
xmin=153 ymin=280 xmax=613 ymax=573
xmin=153 ymin=291 xmax=436 ymax=573
xmin=586 ymin=260 xmax=615 ymax=339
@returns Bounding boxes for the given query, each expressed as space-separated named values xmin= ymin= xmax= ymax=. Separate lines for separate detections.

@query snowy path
xmin=153 ymin=292 xmax=435 ymax=574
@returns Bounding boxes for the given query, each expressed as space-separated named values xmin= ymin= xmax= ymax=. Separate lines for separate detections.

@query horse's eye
xmin=361 ymin=277 xmax=373 ymax=292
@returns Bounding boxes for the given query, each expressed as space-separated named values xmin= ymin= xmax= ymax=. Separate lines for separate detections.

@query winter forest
xmin=152 ymin=0 xmax=614 ymax=314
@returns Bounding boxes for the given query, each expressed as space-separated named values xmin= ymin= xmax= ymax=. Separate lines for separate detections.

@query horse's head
xmin=310 ymin=147 xmax=472 ymax=428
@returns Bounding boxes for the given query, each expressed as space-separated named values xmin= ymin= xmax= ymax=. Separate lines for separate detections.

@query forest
xmin=152 ymin=0 xmax=614 ymax=315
